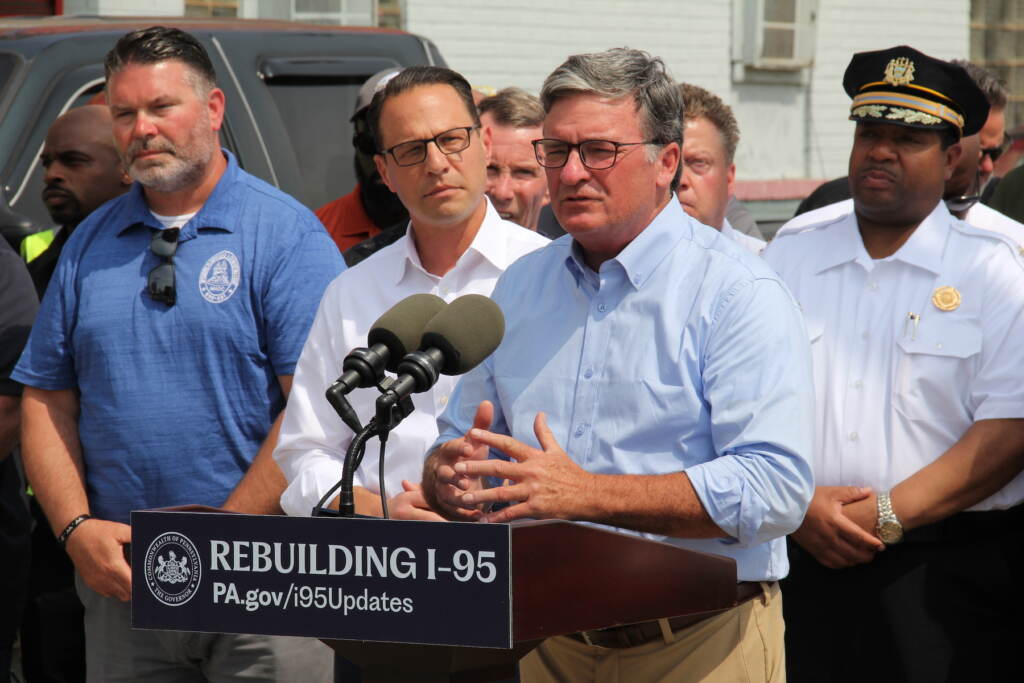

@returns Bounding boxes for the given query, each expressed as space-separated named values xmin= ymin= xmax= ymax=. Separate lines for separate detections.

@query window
xmin=185 ymin=0 xmax=239 ymax=17
xmin=970 ymin=0 xmax=1024 ymax=129
xmin=290 ymin=0 xmax=376 ymax=26
xmin=733 ymin=0 xmax=817 ymax=83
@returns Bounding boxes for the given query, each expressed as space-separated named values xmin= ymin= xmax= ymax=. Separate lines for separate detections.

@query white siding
xmin=407 ymin=0 xmax=970 ymax=183
xmin=407 ymin=0 xmax=731 ymax=99
xmin=807 ymin=0 xmax=969 ymax=179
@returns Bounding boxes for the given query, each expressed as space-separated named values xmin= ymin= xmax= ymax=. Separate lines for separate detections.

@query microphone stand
xmin=314 ymin=376 xmax=416 ymax=519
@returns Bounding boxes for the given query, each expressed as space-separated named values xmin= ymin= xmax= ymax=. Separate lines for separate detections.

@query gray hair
xmin=540 ymin=48 xmax=682 ymax=190
xmin=951 ymin=59 xmax=1009 ymax=110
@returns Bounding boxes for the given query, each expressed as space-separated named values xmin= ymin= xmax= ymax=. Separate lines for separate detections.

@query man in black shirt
xmin=0 ymin=239 xmax=37 ymax=682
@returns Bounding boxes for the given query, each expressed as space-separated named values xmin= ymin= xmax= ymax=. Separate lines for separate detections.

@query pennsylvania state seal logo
xmin=198 ymin=250 xmax=241 ymax=304
xmin=144 ymin=532 xmax=201 ymax=606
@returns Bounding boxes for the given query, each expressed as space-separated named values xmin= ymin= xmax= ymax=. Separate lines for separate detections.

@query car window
xmin=0 ymin=53 xmax=17 ymax=100
xmin=258 ymin=55 xmax=398 ymax=211
xmin=264 ymin=76 xmax=364 ymax=211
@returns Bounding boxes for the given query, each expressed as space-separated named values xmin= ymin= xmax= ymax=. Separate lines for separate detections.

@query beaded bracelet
xmin=58 ymin=514 xmax=92 ymax=547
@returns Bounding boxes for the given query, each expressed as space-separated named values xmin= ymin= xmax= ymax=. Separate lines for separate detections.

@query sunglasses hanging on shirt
xmin=147 ymin=227 xmax=180 ymax=307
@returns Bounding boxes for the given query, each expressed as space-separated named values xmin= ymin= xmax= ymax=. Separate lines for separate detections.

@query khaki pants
xmin=520 ymin=582 xmax=784 ymax=683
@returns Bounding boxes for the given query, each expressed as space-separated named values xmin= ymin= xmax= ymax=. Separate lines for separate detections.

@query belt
xmin=566 ymin=581 xmax=767 ymax=650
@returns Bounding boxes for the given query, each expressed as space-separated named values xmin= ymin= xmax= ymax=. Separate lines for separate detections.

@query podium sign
xmin=131 ymin=510 xmax=512 ymax=649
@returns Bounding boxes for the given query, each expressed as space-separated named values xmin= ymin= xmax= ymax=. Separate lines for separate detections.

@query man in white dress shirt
xmin=274 ymin=66 xmax=548 ymax=519
xmin=765 ymin=46 xmax=1024 ymax=682
xmin=676 ymin=83 xmax=764 ymax=255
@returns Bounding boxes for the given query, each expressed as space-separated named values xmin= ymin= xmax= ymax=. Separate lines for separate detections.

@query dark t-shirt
xmin=794 ymin=177 xmax=851 ymax=217
xmin=0 ymin=238 xmax=37 ymax=398
xmin=988 ymin=165 xmax=1024 ymax=224
xmin=25 ymin=226 xmax=71 ymax=299
xmin=0 ymin=238 xmax=36 ymax=643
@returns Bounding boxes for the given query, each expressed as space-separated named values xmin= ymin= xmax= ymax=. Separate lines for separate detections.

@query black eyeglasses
xmin=380 ymin=126 xmax=477 ymax=167
xmin=981 ymin=141 xmax=1009 ymax=163
xmin=532 ymin=138 xmax=657 ymax=170
xmin=147 ymin=228 xmax=179 ymax=306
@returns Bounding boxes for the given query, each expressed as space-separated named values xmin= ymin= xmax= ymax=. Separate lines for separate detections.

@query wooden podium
xmin=131 ymin=508 xmax=739 ymax=682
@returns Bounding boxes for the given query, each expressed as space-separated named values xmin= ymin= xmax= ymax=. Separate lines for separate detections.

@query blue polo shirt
xmin=14 ymin=151 xmax=345 ymax=523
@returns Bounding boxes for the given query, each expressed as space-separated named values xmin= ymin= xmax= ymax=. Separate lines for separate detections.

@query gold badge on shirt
xmin=931 ymin=286 xmax=961 ymax=312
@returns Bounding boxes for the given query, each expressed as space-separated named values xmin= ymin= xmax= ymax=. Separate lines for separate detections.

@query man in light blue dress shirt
xmin=420 ymin=48 xmax=815 ymax=682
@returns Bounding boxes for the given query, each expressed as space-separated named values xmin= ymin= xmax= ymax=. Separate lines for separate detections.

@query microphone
xmin=325 ymin=293 xmax=446 ymax=432
xmin=375 ymin=294 xmax=505 ymax=430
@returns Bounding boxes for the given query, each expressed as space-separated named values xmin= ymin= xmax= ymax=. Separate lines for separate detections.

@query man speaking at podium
xmin=421 ymin=48 xmax=816 ymax=682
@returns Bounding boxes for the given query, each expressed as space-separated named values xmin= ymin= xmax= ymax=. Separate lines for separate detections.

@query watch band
xmin=58 ymin=514 xmax=92 ymax=547
xmin=876 ymin=491 xmax=903 ymax=544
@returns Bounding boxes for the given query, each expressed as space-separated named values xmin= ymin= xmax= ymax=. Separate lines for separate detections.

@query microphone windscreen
xmin=419 ymin=294 xmax=505 ymax=375
xmin=368 ymin=293 xmax=448 ymax=372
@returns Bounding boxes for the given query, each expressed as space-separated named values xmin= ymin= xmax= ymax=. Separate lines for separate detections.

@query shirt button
xmin=867 ymin=282 xmax=879 ymax=291
xmin=439 ymin=395 xmax=449 ymax=407
xmin=848 ymin=431 xmax=859 ymax=442
xmin=862 ymin=331 xmax=870 ymax=340
xmin=440 ymin=286 xmax=450 ymax=296
xmin=936 ymin=343 xmax=943 ymax=350
xmin=584 ymin=368 xmax=594 ymax=379
xmin=852 ymin=380 xmax=863 ymax=389
xmin=574 ymin=425 xmax=585 ymax=437
xmin=597 ymin=303 xmax=607 ymax=313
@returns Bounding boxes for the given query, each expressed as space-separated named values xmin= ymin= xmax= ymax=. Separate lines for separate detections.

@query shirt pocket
xmin=894 ymin=318 xmax=981 ymax=422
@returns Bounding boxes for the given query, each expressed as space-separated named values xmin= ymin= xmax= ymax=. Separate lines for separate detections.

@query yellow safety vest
xmin=20 ymin=228 xmax=55 ymax=263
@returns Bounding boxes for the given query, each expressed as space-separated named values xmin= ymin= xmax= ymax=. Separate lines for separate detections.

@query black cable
xmin=378 ymin=438 xmax=388 ymax=519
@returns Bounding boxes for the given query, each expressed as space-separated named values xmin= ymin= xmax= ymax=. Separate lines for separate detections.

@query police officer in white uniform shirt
xmin=765 ymin=45 xmax=1024 ymax=683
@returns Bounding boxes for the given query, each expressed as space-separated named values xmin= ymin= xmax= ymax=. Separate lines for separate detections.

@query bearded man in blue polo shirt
xmin=13 ymin=27 xmax=342 ymax=682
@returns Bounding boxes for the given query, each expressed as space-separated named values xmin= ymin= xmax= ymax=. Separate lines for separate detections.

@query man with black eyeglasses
xmin=12 ymin=26 xmax=342 ymax=681
xmin=419 ymin=48 xmax=814 ymax=681
xmin=272 ymin=66 xmax=547 ymax=522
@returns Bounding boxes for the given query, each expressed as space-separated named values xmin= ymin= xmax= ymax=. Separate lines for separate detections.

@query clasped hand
xmin=792 ymin=486 xmax=885 ymax=569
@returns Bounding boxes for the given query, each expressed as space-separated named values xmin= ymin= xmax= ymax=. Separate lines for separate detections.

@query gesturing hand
xmin=456 ymin=412 xmax=594 ymax=524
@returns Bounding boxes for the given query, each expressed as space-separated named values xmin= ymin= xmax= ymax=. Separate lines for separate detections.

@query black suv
xmin=0 ymin=15 xmax=446 ymax=246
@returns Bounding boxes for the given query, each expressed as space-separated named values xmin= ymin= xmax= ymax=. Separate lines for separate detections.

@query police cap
xmin=843 ymin=45 xmax=989 ymax=137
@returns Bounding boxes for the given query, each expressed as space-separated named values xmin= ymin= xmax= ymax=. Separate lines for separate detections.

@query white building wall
xmin=406 ymin=0 xmax=731 ymax=105
xmin=807 ymin=0 xmax=969 ymax=179
xmin=408 ymin=0 xmax=969 ymax=183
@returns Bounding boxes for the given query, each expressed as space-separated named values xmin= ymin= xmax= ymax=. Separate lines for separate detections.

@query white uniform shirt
xmin=276 ymin=200 xmax=549 ymax=516
xmin=779 ymin=197 xmax=1024 ymax=246
xmin=721 ymin=218 xmax=766 ymax=255
xmin=765 ymin=201 xmax=1024 ymax=511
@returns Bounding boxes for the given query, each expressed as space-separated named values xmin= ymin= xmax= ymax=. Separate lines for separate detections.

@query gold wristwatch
xmin=875 ymin=490 xmax=903 ymax=545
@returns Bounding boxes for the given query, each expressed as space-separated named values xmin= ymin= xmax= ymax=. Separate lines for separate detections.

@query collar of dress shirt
xmin=564 ymin=198 xmax=687 ymax=292
xmin=390 ymin=197 xmax=510 ymax=286
xmin=814 ymin=200 xmax=949 ymax=276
